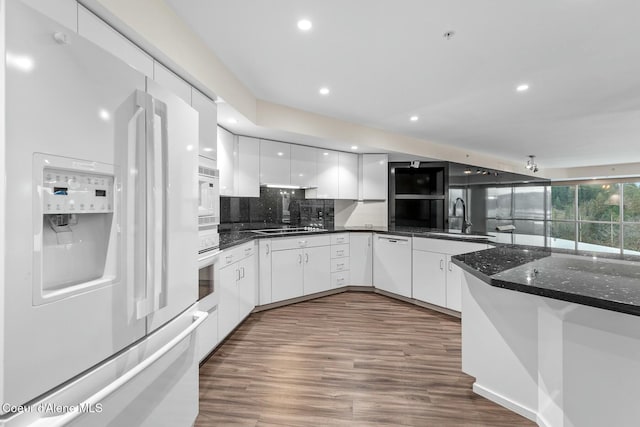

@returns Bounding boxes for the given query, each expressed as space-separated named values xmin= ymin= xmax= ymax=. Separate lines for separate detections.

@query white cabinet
xmin=77 ymin=6 xmax=154 ymax=78
xmin=260 ymin=140 xmax=291 ymax=186
xmin=217 ymin=127 xmax=236 ymax=196
xmin=412 ymin=250 xmax=446 ymax=306
xmin=153 ymin=63 xmax=191 ymax=104
xmin=373 ymin=234 xmax=412 ymax=298
xmin=258 ymin=239 xmax=272 ymax=305
xmin=338 ymin=152 xmax=358 ymax=200
xmin=412 ymin=237 xmax=488 ymax=311
xmin=191 ymin=89 xmax=217 ymax=161
xmin=270 ymin=235 xmax=331 ymax=302
xmin=310 ymin=149 xmax=339 ymax=199
xmin=290 ymin=145 xmax=317 ymax=188
xmin=360 ymin=154 xmax=388 ymax=200
xmin=217 ymin=243 xmax=256 ymax=340
xmin=349 ymin=233 xmax=373 ymax=286
xmin=237 ymin=136 xmax=260 ymax=197
xmin=23 ymin=0 xmax=77 ymax=31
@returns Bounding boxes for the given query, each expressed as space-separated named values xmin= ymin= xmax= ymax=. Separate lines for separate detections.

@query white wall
xmin=334 ymin=200 xmax=387 ymax=228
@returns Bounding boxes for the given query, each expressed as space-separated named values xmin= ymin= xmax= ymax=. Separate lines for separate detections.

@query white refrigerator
xmin=1 ymin=1 xmax=204 ymax=425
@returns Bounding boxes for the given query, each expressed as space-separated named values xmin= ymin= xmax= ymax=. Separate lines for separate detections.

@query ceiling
xmin=166 ymin=0 xmax=640 ymax=169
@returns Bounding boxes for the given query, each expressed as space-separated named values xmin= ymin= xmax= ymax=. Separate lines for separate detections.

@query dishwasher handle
xmin=378 ymin=236 xmax=409 ymax=244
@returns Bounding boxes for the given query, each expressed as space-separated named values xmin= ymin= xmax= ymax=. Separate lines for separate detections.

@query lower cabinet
xmin=270 ymin=235 xmax=332 ymax=303
xmin=218 ymin=243 xmax=256 ymax=341
xmin=412 ymin=238 xmax=488 ymax=312
xmin=349 ymin=232 xmax=373 ymax=286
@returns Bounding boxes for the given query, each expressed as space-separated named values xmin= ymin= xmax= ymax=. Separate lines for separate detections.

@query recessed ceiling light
xmin=297 ymin=19 xmax=312 ymax=31
xmin=323 ymin=152 xmax=329 ymax=156
xmin=98 ymin=109 xmax=110 ymax=121
xmin=203 ymin=147 xmax=213 ymax=152
xmin=277 ymin=152 xmax=284 ymax=156
xmin=516 ymin=84 xmax=529 ymax=92
xmin=410 ymin=115 xmax=419 ymax=122
xmin=228 ymin=118 xmax=238 ymax=124
xmin=319 ymin=87 xmax=330 ymax=95
xmin=351 ymin=146 xmax=358 ymax=150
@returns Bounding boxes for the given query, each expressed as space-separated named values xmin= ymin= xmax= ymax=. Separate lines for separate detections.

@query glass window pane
xmin=487 ymin=187 xmax=512 ymax=219
xmin=623 ymin=183 xmax=640 ymax=222
xmin=551 ymin=185 xmax=575 ymax=220
xmin=623 ymin=224 xmax=640 ymax=255
xmin=514 ymin=186 xmax=545 ymax=219
xmin=513 ymin=219 xmax=545 ymax=235
xmin=578 ymin=184 xmax=620 ymax=222
xmin=577 ymin=223 xmax=620 ymax=253
xmin=548 ymin=221 xmax=576 ymax=250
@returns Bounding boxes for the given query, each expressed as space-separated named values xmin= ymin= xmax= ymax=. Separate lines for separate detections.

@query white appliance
xmin=1 ymin=1 xmax=204 ymax=426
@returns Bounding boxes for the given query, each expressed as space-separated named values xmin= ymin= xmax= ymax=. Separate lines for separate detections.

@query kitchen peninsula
xmin=453 ymin=246 xmax=640 ymax=427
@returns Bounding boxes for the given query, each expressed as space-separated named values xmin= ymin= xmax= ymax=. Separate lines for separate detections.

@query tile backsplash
xmin=220 ymin=187 xmax=334 ymax=231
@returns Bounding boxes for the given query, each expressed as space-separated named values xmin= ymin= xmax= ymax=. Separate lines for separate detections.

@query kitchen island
xmin=452 ymin=246 xmax=640 ymax=427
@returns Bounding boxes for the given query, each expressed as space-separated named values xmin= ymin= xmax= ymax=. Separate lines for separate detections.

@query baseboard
xmin=373 ymin=289 xmax=461 ymax=319
xmin=472 ymin=382 xmax=538 ymax=423
xmin=252 ymin=286 xmax=375 ymax=313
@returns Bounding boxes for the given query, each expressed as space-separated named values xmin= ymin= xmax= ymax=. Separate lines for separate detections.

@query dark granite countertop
xmin=218 ymin=226 xmax=494 ymax=250
xmin=452 ymin=245 xmax=640 ymax=317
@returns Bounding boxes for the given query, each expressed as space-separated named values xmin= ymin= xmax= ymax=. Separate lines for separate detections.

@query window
xmin=549 ymin=180 xmax=640 ymax=255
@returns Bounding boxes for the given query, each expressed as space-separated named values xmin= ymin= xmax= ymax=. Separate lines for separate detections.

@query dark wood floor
xmin=196 ymin=292 xmax=534 ymax=426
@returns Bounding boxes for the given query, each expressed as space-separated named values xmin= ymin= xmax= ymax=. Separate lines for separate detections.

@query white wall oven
xmin=198 ymin=156 xmax=220 ymax=300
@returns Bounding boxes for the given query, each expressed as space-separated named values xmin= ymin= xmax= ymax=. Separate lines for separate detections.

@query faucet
xmin=453 ymin=197 xmax=472 ymax=233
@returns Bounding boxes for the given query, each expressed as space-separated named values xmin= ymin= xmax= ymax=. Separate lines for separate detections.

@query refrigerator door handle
xmin=39 ymin=311 xmax=208 ymax=427
xmin=151 ymin=97 xmax=169 ymax=312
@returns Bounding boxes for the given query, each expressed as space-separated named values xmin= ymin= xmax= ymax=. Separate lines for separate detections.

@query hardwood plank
xmin=196 ymin=292 xmax=534 ymax=426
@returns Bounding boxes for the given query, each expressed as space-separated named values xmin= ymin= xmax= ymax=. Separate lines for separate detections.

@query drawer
xmin=331 ymin=257 xmax=350 ymax=273
xmin=331 ymin=244 xmax=350 ymax=258
xmin=271 ymin=234 xmax=331 ymax=251
xmin=331 ymin=233 xmax=349 ymax=245
xmin=331 ymin=271 xmax=350 ymax=288
xmin=221 ymin=242 xmax=255 ymax=266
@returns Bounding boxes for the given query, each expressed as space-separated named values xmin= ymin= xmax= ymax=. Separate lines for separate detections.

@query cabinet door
xmin=313 ymin=149 xmax=339 ymax=199
xmin=23 ymin=0 xmax=77 ymax=31
xmin=290 ymin=145 xmax=317 ymax=188
xmin=238 ymin=136 xmax=260 ymax=197
xmin=271 ymin=249 xmax=304 ymax=302
xmin=217 ymin=126 xmax=235 ymax=196
xmin=445 ymin=255 xmax=463 ymax=312
xmin=258 ymin=240 xmax=272 ymax=305
xmin=260 ymin=140 xmax=291 ymax=186
xmin=412 ymin=251 xmax=446 ymax=306
xmin=78 ymin=6 xmax=154 ymax=78
xmin=361 ymin=154 xmax=388 ymax=200
xmin=238 ymin=255 xmax=256 ymax=319
xmin=218 ymin=264 xmax=239 ymax=340
xmin=338 ymin=152 xmax=358 ymax=200
xmin=153 ymin=63 xmax=191 ymax=104
xmin=191 ymin=89 xmax=217 ymax=161
xmin=303 ymin=246 xmax=331 ymax=295
xmin=349 ymin=233 xmax=372 ymax=286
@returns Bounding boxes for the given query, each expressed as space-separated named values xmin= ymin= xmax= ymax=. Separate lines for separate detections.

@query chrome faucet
xmin=453 ymin=197 xmax=472 ymax=233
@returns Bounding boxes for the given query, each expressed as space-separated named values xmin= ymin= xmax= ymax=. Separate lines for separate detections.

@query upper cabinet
xmin=313 ymin=149 xmax=339 ymax=199
xmin=77 ymin=6 xmax=154 ymax=78
xmin=290 ymin=145 xmax=317 ymax=188
xmin=260 ymin=140 xmax=291 ymax=186
xmin=23 ymin=0 xmax=78 ymax=31
xmin=153 ymin=63 xmax=191 ymax=105
xmin=237 ymin=136 xmax=260 ymax=197
xmin=191 ymin=89 xmax=217 ymax=162
xmin=338 ymin=152 xmax=358 ymax=200
xmin=217 ymin=127 xmax=236 ymax=196
xmin=361 ymin=154 xmax=388 ymax=200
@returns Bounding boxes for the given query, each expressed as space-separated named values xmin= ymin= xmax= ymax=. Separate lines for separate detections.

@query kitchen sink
xmin=427 ymin=232 xmax=491 ymax=240
xmin=250 ymin=227 xmax=328 ymax=236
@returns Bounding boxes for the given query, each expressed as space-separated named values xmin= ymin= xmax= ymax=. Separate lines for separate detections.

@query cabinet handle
xmin=266 ymin=244 xmax=270 ymax=255
xmin=337 ymin=250 xmax=344 ymax=256
xmin=337 ymin=263 xmax=344 ymax=269
xmin=245 ymin=248 xmax=252 ymax=255
xmin=226 ymin=255 xmax=233 ymax=264
xmin=439 ymin=259 xmax=444 ymax=270
xmin=368 ymin=236 xmax=371 ymax=247
xmin=236 ymin=269 xmax=241 ymax=281
xmin=299 ymin=240 xmax=307 ymax=247
xmin=298 ymin=254 xmax=302 ymax=264
xmin=305 ymin=253 xmax=309 ymax=263
xmin=448 ymin=261 xmax=453 ymax=271
xmin=241 ymin=267 xmax=245 ymax=278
